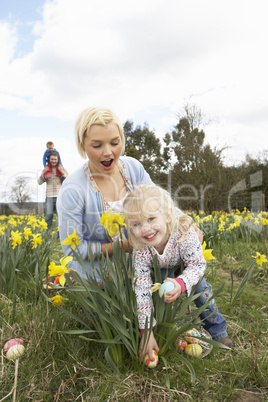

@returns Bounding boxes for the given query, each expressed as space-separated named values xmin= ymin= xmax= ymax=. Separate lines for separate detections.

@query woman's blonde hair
xmin=123 ymin=184 xmax=193 ymax=250
xmin=75 ymin=107 xmax=125 ymax=159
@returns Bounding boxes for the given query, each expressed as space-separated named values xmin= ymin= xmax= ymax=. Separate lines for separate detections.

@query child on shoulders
xmin=43 ymin=141 xmax=62 ymax=167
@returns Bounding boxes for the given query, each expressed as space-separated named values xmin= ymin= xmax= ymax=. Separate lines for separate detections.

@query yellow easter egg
xmin=143 ymin=350 xmax=159 ymax=368
xmin=6 ymin=344 xmax=25 ymax=360
xmin=185 ymin=344 xmax=202 ymax=358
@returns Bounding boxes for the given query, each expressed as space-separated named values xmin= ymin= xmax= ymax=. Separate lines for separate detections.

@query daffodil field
xmin=0 ymin=210 xmax=267 ymax=401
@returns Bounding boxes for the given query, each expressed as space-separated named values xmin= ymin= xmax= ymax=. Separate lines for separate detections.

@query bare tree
xmin=176 ymin=101 xmax=213 ymax=131
xmin=5 ymin=176 xmax=33 ymax=205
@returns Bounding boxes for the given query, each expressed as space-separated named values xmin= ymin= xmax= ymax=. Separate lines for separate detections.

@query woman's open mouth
xmin=101 ymin=159 xmax=113 ymax=168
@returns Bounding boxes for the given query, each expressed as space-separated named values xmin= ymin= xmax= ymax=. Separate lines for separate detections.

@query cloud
xmin=0 ymin=0 xmax=268 ymax=200
xmin=0 ymin=21 xmax=18 ymax=65
xmin=2 ymin=0 xmax=267 ymax=121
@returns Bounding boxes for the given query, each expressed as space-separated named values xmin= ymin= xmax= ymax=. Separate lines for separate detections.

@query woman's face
xmin=83 ymin=123 xmax=123 ymax=176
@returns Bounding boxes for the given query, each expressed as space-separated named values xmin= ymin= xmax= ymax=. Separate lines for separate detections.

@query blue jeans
xmin=159 ymin=267 xmax=228 ymax=340
xmin=44 ymin=196 xmax=57 ymax=230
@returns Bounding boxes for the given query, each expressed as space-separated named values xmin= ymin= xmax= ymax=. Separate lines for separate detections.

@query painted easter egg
xmin=143 ymin=350 xmax=159 ymax=368
xmin=185 ymin=344 xmax=202 ymax=358
xmin=6 ymin=344 xmax=25 ymax=360
xmin=159 ymin=281 xmax=175 ymax=298
xmin=176 ymin=338 xmax=188 ymax=351
xmin=54 ymin=276 xmax=60 ymax=285
xmin=3 ymin=338 xmax=24 ymax=353
xmin=184 ymin=328 xmax=201 ymax=344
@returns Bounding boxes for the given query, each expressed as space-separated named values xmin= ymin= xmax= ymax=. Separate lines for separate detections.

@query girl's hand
xmin=139 ymin=331 xmax=159 ymax=361
xmin=163 ymin=277 xmax=182 ymax=303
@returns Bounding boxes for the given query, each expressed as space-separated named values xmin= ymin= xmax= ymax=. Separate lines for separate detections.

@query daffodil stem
xmin=13 ymin=358 xmax=19 ymax=402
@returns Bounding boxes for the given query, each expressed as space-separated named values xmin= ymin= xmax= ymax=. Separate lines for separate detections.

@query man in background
xmin=38 ymin=152 xmax=68 ymax=230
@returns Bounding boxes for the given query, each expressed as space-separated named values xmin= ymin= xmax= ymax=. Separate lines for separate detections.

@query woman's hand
xmin=163 ymin=277 xmax=182 ymax=303
xmin=139 ymin=331 xmax=159 ymax=361
xmin=101 ymin=238 xmax=132 ymax=257
xmin=193 ymin=224 xmax=203 ymax=244
xmin=121 ymin=238 xmax=132 ymax=253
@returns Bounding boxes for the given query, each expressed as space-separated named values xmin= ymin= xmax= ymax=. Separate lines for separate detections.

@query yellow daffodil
xmin=31 ymin=233 xmax=42 ymax=249
xmin=38 ymin=219 xmax=48 ymax=231
xmin=9 ymin=230 xmax=22 ymax=249
xmin=8 ymin=218 xmax=17 ymax=227
xmin=202 ymin=242 xmax=215 ymax=261
xmin=61 ymin=230 xmax=82 ymax=250
xmin=226 ymin=224 xmax=234 ymax=231
xmin=261 ymin=218 xmax=268 ymax=226
xmin=49 ymin=256 xmax=73 ymax=286
xmin=27 ymin=217 xmax=39 ymax=230
xmin=49 ymin=295 xmax=69 ymax=306
xmin=23 ymin=227 xmax=32 ymax=239
xmin=48 ymin=261 xmax=57 ymax=271
xmin=252 ymin=252 xmax=267 ymax=267
xmin=218 ymin=223 xmax=225 ymax=232
xmin=0 ymin=225 xmax=5 ymax=235
xmin=100 ymin=211 xmax=127 ymax=237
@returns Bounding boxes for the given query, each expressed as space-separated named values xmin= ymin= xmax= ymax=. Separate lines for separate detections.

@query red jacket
xmin=44 ymin=163 xmax=63 ymax=178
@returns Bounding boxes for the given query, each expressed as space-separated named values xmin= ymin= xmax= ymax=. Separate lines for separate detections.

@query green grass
xmin=1 ymin=238 xmax=268 ymax=401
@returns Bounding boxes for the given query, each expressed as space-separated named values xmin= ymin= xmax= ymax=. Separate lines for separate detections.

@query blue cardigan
xmin=57 ymin=156 xmax=153 ymax=279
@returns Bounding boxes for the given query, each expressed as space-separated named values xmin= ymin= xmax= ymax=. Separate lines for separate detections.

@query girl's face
xmin=83 ymin=123 xmax=123 ymax=176
xmin=131 ymin=210 xmax=170 ymax=254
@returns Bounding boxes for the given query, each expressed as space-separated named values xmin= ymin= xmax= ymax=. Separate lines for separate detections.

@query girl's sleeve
xmin=176 ymin=226 xmax=206 ymax=296
xmin=133 ymin=249 xmax=156 ymax=330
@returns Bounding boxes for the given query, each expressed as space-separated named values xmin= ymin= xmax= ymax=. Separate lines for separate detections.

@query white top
xmin=107 ymin=193 xmax=128 ymax=214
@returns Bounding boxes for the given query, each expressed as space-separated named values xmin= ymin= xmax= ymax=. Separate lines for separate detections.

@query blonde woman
xmin=57 ymin=107 xmax=154 ymax=280
xmin=123 ymin=184 xmax=233 ymax=361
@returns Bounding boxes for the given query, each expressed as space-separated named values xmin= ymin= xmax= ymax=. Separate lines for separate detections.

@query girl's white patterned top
xmin=133 ymin=225 xmax=206 ymax=330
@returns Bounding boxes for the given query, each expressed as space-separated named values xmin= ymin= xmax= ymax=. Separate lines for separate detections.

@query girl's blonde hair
xmin=75 ymin=107 xmax=125 ymax=159
xmin=123 ymin=184 xmax=193 ymax=250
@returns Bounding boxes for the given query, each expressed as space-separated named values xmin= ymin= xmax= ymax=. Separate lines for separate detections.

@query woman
xmin=57 ymin=107 xmax=154 ymax=280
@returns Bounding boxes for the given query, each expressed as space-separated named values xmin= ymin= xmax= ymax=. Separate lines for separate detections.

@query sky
xmin=0 ymin=0 xmax=268 ymax=203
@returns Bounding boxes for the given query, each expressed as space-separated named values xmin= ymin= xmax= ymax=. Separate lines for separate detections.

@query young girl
xmin=123 ymin=184 xmax=233 ymax=361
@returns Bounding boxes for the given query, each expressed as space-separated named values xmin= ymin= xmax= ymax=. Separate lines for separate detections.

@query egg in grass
xmin=4 ymin=338 xmax=25 ymax=361
xmin=176 ymin=338 xmax=188 ymax=351
xmin=185 ymin=343 xmax=202 ymax=358
xmin=184 ymin=328 xmax=201 ymax=344
xmin=143 ymin=350 xmax=159 ymax=368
